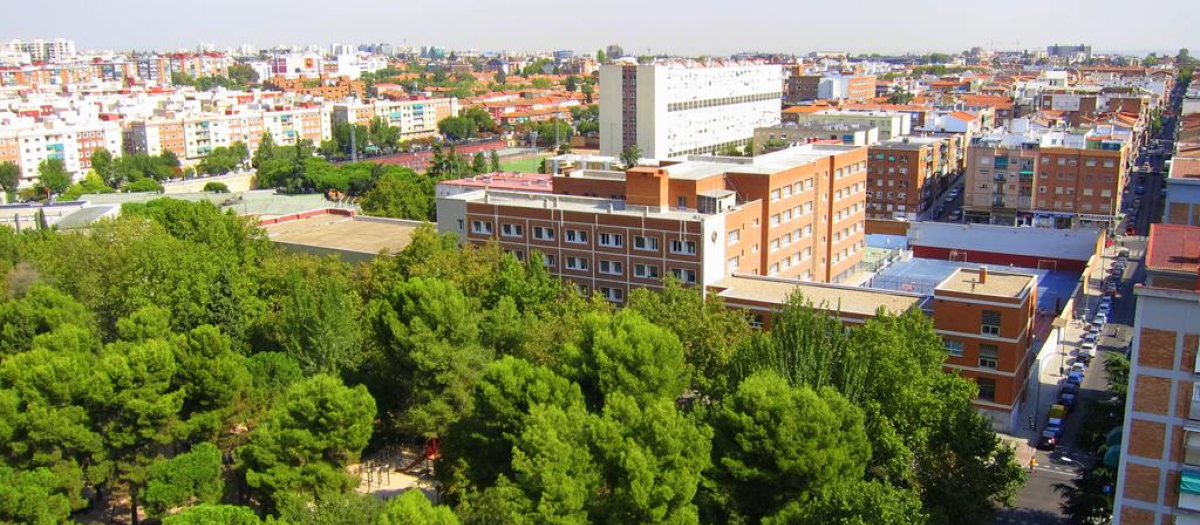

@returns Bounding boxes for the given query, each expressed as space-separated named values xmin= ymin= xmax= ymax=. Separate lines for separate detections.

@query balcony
xmin=1181 ymin=470 xmax=1200 ymax=512
xmin=992 ymin=199 xmax=1007 ymax=208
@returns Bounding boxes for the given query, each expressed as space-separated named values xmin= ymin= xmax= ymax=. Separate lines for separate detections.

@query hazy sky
xmin=2 ymin=0 xmax=1195 ymax=56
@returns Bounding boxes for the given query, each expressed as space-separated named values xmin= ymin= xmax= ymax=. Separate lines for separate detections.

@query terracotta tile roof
xmin=949 ymin=111 xmax=979 ymax=122
xmin=843 ymin=103 xmax=931 ymax=112
xmin=782 ymin=105 xmax=832 ymax=114
xmin=1170 ymin=158 xmax=1200 ymax=179
xmin=1145 ymin=224 xmax=1200 ymax=275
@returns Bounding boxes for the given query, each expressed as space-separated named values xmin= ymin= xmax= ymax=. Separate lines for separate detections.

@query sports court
xmin=867 ymin=257 xmax=1080 ymax=316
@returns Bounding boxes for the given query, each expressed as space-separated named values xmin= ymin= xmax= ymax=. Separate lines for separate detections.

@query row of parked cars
xmin=1038 ymin=252 xmax=1127 ymax=450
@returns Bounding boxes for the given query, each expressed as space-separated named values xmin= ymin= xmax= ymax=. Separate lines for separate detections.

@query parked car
xmin=1059 ymin=384 xmax=1079 ymax=410
xmin=1071 ymin=362 xmax=1087 ymax=374
xmin=1094 ymin=312 xmax=1108 ymax=326
xmin=1098 ymin=303 xmax=1111 ymax=316
xmin=1038 ymin=430 xmax=1059 ymax=450
xmin=1136 ymin=185 xmax=1146 ymax=196
xmin=949 ymin=210 xmax=962 ymax=221
xmin=1067 ymin=371 xmax=1085 ymax=385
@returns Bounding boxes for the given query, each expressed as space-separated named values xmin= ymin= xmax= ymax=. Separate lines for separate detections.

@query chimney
xmin=980 ymin=265 xmax=988 ymax=284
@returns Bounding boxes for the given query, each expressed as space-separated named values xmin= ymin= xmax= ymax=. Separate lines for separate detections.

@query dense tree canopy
xmin=0 ymin=197 xmax=1024 ymax=524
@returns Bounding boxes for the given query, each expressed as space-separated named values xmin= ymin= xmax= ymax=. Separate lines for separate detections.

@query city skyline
xmin=2 ymin=0 xmax=1196 ymax=56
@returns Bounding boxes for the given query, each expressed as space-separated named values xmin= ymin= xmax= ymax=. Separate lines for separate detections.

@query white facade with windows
xmin=600 ymin=62 xmax=782 ymax=159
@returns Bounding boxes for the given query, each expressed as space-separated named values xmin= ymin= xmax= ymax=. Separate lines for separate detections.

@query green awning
xmin=1181 ymin=470 xmax=1200 ymax=495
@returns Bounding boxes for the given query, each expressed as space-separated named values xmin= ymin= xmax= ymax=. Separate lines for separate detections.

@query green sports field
xmin=499 ymin=156 xmax=546 ymax=173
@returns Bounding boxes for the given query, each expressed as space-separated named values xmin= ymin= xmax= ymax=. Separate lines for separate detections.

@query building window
xmin=542 ymin=254 xmax=556 ymax=268
xmin=507 ymin=249 xmax=525 ymax=262
xmin=598 ymin=232 xmax=624 ymax=248
xmin=942 ymin=339 xmax=964 ymax=357
xmin=532 ymin=226 xmax=555 ymax=240
xmin=634 ymin=263 xmax=659 ymax=279
xmin=727 ymin=256 xmax=739 ymax=272
xmin=669 ymin=239 xmax=697 ymax=255
xmin=670 ymin=268 xmax=697 ymax=284
xmin=565 ymin=229 xmax=589 ymax=244
xmin=978 ymin=345 xmax=999 ymax=369
xmin=471 ymin=220 xmax=493 ymax=235
xmin=728 ymin=229 xmax=741 ymax=244
xmin=598 ymin=260 xmax=623 ymax=275
xmin=977 ymin=377 xmax=996 ymax=402
xmin=749 ymin=314 xmax=765 ymax=329
xmin=981 ymin=310 xmax=1001 ymax=336
xmin=634 ymin=236 xmax=659 ymax=251
xmin=599 ymin=286 xmax=624 ymax=303
xmin=456 ymin=219 xmax=465 ymax=231
xmin=1191 ymin=384 xmax=1200 ymax=420
xmin=501 ymin=223 xmax=524 ymax=237
xmin=565 ymin=256 xmax=589 ymax=271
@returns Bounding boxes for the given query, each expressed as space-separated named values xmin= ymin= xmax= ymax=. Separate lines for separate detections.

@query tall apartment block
xmin=127 ymin=106 xmax=333 ymax=162
xmin=437 ymin=143 xmax=868 ymax=301
xmin=332 ymin=98 xmax=459 ymax=142
xmin=866 ymin=136 xmax=956 ymax=220
xmin=964 ymin=120 xmax=1130 ymax=227
xmin=1112 ymin=224 xmax=1200 ymax=525
xmin=784 ymin=74 xmax=876 ymax=104
xmin=598 ymin=62 xmax=782 ymax=159
xmin=0 ymin=122 xmax=123 ymax=186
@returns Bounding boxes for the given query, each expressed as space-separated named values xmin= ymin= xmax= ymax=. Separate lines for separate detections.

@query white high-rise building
xmin=599 ymin=61 xmax=782 ymax=159
xmin=3 ymin=38 xmax=76 ymax=63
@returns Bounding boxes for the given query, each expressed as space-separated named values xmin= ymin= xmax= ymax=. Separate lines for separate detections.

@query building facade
xmin=437 ymin=144 xmax=868 ymax=299
xmin=1 ymin=122 xmax=123 ymax=186
xmin=332 ymin=98 xmax=459 ymax=141
xmin=599 ymin=62 xmax=782 ymax=159
xmin=866 ymin=136 xmax=953 ymax=220
xmin=784 ymin=109 xmax=912 ymax=141
xmin=964 ymin=122 xmax=1129 ymax=227
xmin=934 ymin=267 xmax=1038 ymax=427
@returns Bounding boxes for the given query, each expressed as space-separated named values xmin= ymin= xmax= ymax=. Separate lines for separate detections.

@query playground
xmin=351 ymin=439 xmax=441 ymax=502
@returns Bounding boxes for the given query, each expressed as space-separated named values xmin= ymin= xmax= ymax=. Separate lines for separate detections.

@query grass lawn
xmin=499 ymin=156 xmax=545 ymax=173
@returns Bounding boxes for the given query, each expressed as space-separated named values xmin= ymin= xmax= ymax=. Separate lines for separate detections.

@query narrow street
xmin=991 ymin=79 xmax=1185 ymax=525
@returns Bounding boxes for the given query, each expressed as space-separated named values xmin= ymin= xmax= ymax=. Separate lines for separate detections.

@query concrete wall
xmin=162 ymin=171 xmax=255 ymax=194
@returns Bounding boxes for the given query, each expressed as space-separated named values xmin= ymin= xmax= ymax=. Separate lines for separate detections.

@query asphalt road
xmin=991 ymin=79 xmax=1186 ymax=525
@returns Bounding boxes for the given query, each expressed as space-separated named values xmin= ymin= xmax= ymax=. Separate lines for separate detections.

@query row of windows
xmin=769 ymin=178 xmax=817 ymax=201
xmin=943 ymin=340 xmax=1000 ymax=369
xmin=833 ymin=203 xmax=863 ymax=222
xmin=1041 ymin=156 xmax=1117 ymax=168
xmin=767 ymin=248 xmax=814 ymax=276
xmin=769 ymin=225 xmax=814 ymax=252
xmin=830 ymin=241 xmax=863 ymax=265
xmin=470 ymin=221 xmax=697 ymax=254
xmin=769 ymin=202 xmax=814 ymax=226
xmin=529 ymin=252 xmax=684 ymax=283
xmin=666 ymin=91 xmax=780 ymax=112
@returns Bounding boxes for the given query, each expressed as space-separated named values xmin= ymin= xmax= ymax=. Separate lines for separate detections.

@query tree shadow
xmin=992 ymin=507 xmax=1065 ymax=524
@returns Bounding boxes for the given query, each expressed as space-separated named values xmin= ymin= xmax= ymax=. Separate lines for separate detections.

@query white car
xmin=1094 ymin=313 xmax=1108 ymax=325
xmin=1080 ymin=341 xmax=1097 ymax=358
xmin=1071 ymin=362 xmax=1087 ymax=374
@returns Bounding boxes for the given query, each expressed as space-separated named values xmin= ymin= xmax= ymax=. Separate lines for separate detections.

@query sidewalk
xmin=1008 ymin=243 xmax=1131 ymax=445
